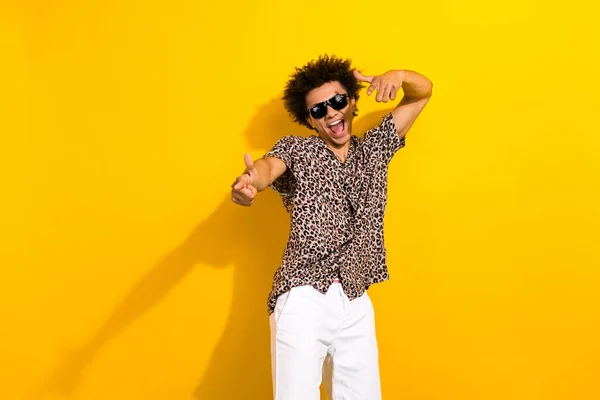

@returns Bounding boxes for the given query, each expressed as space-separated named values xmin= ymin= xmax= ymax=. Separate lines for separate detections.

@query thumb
xmin=353 ymin=69 xmax=373 ymax=83
xmin=244 ymin=153 xmax=256 ymax=172
xmin=243 ymin=153 xmax=258 ymax=184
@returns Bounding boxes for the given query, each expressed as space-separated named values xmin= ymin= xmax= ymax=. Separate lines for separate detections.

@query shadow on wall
xmin=32 ymin=96 xmax=391 ymax=400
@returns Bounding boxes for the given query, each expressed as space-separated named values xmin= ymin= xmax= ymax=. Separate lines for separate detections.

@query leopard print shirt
xmin=263 ymin=113 xmax=405 ymax=315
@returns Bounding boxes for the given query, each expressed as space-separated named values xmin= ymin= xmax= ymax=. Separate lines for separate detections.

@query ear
xmin=305 ymin=115 xmax=313 ymax=129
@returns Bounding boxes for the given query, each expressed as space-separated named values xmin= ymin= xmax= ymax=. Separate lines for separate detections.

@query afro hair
xmin=282 ymin=54 xmax=364 ymax=130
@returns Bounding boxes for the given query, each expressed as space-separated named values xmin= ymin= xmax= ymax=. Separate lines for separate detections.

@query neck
xmin=327 ymin=140 xmax=350 ymax=163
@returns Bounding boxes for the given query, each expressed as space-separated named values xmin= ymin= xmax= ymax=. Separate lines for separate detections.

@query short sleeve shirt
xmin=263 ymin=113 xmax=405 ymax=315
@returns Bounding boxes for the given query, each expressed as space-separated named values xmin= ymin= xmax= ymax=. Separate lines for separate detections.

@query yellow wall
xmin=1 ymin=1 xmax=599 ymax=399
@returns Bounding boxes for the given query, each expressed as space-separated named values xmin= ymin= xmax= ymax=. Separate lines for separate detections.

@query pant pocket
xmin=274 ymin=288 xmax=293 ymax=323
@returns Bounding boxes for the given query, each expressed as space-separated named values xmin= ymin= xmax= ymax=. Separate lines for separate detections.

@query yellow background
xmin=1 ymin=0 xmax=599 ymax=399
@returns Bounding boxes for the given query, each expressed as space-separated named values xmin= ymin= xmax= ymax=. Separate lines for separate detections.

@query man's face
xmin=305 ymin=81 xmax=356 ymax=148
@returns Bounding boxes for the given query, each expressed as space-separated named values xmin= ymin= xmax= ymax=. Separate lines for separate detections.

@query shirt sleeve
xmin=262 ymin=135 xmax=297 ymax=196
xmin=362 ymin=113 xmax=406 ymax=164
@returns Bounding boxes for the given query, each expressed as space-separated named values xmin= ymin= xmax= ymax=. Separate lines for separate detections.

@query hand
xmin=231 ymin=153 xmax=258 ymax=206
xmin=353 ymin=69 xmax=406 ymax=103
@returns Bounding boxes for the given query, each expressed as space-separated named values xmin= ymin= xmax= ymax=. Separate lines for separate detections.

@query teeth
xmin=329 ymin=120 xmax=342 ymax=127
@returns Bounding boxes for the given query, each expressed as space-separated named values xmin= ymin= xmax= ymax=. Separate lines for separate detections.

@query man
xmin=230 ymin=54 xmax=433 ymax=399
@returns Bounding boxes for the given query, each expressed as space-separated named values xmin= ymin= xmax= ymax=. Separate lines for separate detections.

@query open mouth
xmin=328 ymin=119 xmax=346 ymax=136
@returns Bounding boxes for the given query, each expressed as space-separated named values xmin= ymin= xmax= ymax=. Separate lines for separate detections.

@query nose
xmin=325 ymin=103 xmax=338 ymax=118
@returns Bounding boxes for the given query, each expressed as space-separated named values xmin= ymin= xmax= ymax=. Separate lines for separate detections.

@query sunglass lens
xmin=308 ymin=95 xmax=348 ymax=119
xmin=310 ymin=105 xmax=327 ymax=119
xmin=330 ymin=94 xmax=348 ymax=110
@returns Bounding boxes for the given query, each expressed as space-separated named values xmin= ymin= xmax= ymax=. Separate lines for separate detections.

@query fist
xmin=231 ymin=153 xmax=258 ymax=206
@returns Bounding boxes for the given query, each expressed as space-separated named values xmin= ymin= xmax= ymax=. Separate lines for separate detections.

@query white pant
xmin=269 ymin=282 xmax=381 ymax=400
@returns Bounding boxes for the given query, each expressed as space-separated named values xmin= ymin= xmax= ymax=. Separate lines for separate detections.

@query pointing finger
xmin=353 ymin=69 xmax=373 ymax=83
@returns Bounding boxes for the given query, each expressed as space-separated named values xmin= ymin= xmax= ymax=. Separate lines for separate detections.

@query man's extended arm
xmin=230 ymin=154 xmax=287 ymax=206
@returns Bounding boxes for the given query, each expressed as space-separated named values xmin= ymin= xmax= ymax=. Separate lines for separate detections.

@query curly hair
xmin=282 ymin=54 xmax=364 ymax=130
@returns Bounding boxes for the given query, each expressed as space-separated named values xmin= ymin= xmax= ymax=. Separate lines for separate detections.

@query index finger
xmin=353 ymin=69 xmax=373 ymax=83
xmin=231 ymin=176 xmax=247 ymax=190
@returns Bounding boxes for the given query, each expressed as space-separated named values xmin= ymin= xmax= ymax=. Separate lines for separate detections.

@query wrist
xmin=398 ymin=69 xmax=407 ymax=85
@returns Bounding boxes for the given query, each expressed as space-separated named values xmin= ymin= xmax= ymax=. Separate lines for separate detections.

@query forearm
xmin=401 ymin=70 xmax=433 ymax=99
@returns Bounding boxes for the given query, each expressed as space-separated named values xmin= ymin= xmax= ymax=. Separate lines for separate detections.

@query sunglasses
xmin=307 ymin=94 xmax=350 ymax=119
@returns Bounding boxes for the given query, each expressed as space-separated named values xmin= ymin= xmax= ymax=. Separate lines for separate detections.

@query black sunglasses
xmin=307 ymin=94 xmax=350 ymax=119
